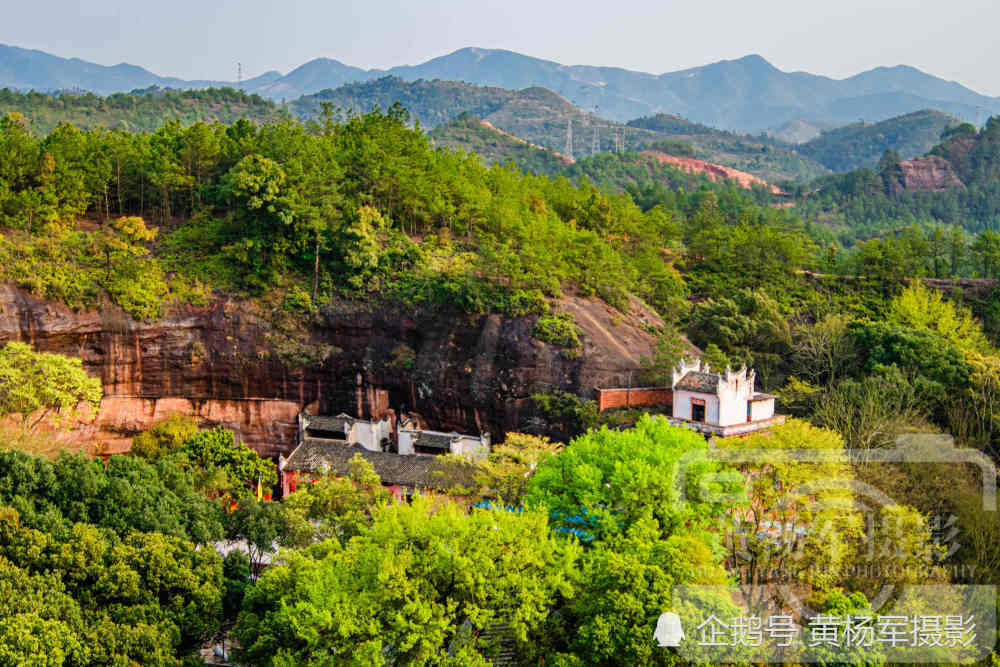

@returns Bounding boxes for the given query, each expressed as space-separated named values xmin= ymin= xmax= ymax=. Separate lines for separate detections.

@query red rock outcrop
xmin=0 ymin=284 xmax=662 ymax=457
xmin=640 ymin=151 xmax=783 ymax=194
xmin=898 ymin=155 xmax=964 ymax=192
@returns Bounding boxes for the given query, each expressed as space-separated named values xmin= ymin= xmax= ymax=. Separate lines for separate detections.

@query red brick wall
xmin=597 ymin=387 xmax=673 ymax=412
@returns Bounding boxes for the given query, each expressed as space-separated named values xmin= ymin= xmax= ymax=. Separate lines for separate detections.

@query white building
xmin=298 ymin=412 xmax=394 ymax=452
xmin=397 ymin=417 xmax=490 ymax=461
xmin=669 ymin=359 xmax=783 ymax=437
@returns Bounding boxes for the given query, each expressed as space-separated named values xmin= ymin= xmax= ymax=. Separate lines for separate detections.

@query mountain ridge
xmin=3 ymin=43 xmax=998 ymax=131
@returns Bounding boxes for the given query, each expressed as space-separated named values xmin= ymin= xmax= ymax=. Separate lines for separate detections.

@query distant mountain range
xmin=2 ymin=44 xmax=998 ymax=132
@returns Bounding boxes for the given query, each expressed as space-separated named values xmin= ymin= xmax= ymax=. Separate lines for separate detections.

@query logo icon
xmin=654 ymin=611 xmax=685 ymax=647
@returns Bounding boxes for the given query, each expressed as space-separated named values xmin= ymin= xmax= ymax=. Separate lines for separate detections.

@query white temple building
xmin=668 ymin=359 xmax=784 ymax=437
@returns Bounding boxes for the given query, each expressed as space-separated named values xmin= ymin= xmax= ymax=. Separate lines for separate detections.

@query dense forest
xmin=292 ymin=76 xmax=519 ymax=127
xmin=0 ymin=87 xmax=284 ymax=134
xmin=2 ymin=101 xmax=1000 ymax=664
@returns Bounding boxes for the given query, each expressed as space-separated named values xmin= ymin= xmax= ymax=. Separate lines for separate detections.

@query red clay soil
xmin=640 ymin=150 xmax=782 ymax=194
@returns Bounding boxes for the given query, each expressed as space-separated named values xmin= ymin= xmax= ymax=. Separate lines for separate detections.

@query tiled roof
xmin=751 ymin=392 xmax=775 ymax=401
xmin=674 ymin=371 xmax=721 ymax=394
xmin=409 ymin=430 xmax=458 ymax=450
xmin=284 ymin=440 xmax=453 ymax=488
xmin=304 ymin=414 xmax=350 ymax=432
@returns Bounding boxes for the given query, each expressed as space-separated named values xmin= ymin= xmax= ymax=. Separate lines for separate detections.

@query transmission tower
xmin=237 ymin=62 xmax=243 ymax=89
xmin=614 ymin=127 xmax=627 ymax=153
xmin=565 ymin=119 xmax=573 ymax=158
xmin=592 ymin=106 xmax=601 ymax=155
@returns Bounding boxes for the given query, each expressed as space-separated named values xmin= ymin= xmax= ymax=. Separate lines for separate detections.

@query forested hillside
xmin=798 ymin=109 xmax=960 ymax=172
xmin=1 ymin=77 xmax=977 ymax=191
xmin=0 ymin=87 xmax=284 ymax=134
xmin=294 ymin=76 xmax=664 ymax=157
xmin=627 ymin=112 xmax=829 ymax=183
xmin=3 ymin=98 xmax=1000 ymax=665
xmin=0 ymin=104 xmax=723 ymax=321
xmin=792 ymin=118 xmax=1000 ymax=246
xmin=298 ymin=78 xmax=831 ymax=183
xmin=428 ymin=113 xmax=571 ymax=173
xmin=292 ymin=76 xmax=515 ymax=127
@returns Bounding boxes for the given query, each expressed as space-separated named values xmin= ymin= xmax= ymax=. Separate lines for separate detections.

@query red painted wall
xmin=597 ymin=387 xmax=673 ymax=412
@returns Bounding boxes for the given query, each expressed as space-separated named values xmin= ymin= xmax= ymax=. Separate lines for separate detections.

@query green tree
xmin=471 ymin=432 xmax=563 ymax=505
xmin=131 ymin=413 xmax=199 ymax=460
xmin=225 ymin=498 xmax=292 ymax=579
xmin=688 ymin=289 xmax=790 ymax=385
xmin=179 ymin=426 xmax=277 ymax=494
xmin=555 ymin=516 xmax=737 ymax=666
xmin=888 ymin=281 xmax=994 ymax=355
xmin=234 ymin=497 xmax=578 ymax=666
xmin=700 ymin=343 xmax=731 ymax=373
xmin=94 ymin=215 xmax=157 ymax=281
xmin=639 ymin=327 xmax=687 ymax=385
xmin=948 ymin=225 xmax=968 ymax=277
xmin=850 ymin=321 xmax=972 ymax=396
xmin=283 ymin=453 xmax=389 ymax=544
xmin=0 ymin=449 xmax=223 ymax=542
xmin=341 ymin=205 xmax=386 ymax=288
xmin=971 ymin=230 xmax=1000 ymax=279
xmin=928 ymin=226 xmax=949 ymax=278
xmin=0 ymin=508 xmax=224 ymax=665
xmin=524 ymin=415 xmax=740 ymax=542
xmin=221 ymin=153 xmax=300 ymax=286
xmin=716 ymin=420 xmax=865 ymax=611
xmin=811 ymin=371 xmax=927 ymax=454
xmin=791 ymin=313 xmax=857 ymax=387
xmin=0 ymin=342 xmax=102 ymax=430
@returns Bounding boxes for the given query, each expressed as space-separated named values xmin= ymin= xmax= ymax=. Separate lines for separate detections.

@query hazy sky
xmin=3 ymin=0 xmax=998 ymax=95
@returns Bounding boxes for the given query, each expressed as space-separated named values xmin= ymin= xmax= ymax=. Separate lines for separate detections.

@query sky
xmin=2 ymin=0 xmax=998 ymax=95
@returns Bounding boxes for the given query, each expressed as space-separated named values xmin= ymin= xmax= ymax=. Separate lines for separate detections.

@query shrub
xmin=532 ymin=313 xmax=581 ymax=349
xmin=500 ymin=289 xmax=550 ymax=317
xmin=532 ymin=391 xmax=599 ymax=434
xmin=131 ymin=414 xmax=199 ymax=460
xmin=283 ymin=284 xmax=314 ymax=316
xmin=390 ymin=343 xmax=416 ymax=371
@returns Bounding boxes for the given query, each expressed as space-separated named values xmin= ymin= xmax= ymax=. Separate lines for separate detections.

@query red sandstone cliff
xmin=898 ymin=155 xmax=965 ymax=192
xmin=0 ymin=284 xmax=662 ymax=458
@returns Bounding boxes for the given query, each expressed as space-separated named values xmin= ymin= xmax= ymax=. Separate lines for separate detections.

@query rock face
xmin=898 ymin=155 xmax=965 ymax=192
xmin=0 ymin=284 xmax=660 ymax=457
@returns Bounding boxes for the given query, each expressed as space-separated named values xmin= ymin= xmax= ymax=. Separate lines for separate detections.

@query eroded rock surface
xmin=0 ymin=285 xmax=659 ymax=457
xmin=898 ymin=155 xmax=965 ymax=192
